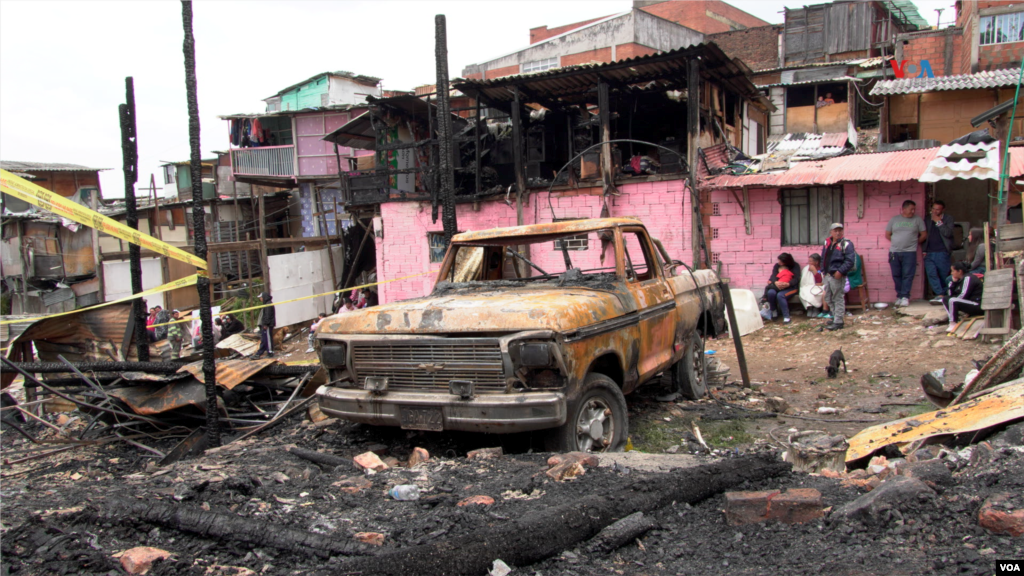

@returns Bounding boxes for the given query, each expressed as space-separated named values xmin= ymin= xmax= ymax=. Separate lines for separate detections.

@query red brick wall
xmin=485 ymin=64 xmax=521 ymax=80
xmin=640 ymin=0 xmax=769 ymax=34
xmin=461 ymin=72 xmax=483 ymax=81
xmin=615 ymin=43 xmax=658 ymax=61
xmin=560 ymin=47 xmax=613 ymax=67
xmin=899 ymin=30 xmax=962 ymax=76
xmin=530 ymin=15 xmax=612 ymax=44
xmin=706 ymin=25 xmax=782 ymax=71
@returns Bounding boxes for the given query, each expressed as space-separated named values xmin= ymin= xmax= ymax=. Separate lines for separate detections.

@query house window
xmin=522 ymin=57 xmax=559 ymax=74
xmin=266 ymin=102 xmax=279 ymax=112
xmin=428 ymin=232 xmax=448 ymax=263
xmin=163 ymin=165 xmax=176 ymax=185
xmin=980 ymin=11 xmax=1024 ymax=45
xmin=781 ymin=186 xmax=843 ymax=246
xmin=553 ymin=218 xmax=589 ymax=251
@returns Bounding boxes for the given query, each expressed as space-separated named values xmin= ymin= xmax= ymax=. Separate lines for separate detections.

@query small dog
xmin=826 ymin=348 xmax=847 ymax=378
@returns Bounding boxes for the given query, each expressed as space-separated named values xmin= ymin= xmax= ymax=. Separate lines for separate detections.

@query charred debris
xmin=325 ymin=43 xmax=774 ymax=210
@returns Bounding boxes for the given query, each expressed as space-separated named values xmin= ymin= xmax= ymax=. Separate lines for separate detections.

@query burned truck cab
xmin=315 ymin=218 xmax=725 ymax=452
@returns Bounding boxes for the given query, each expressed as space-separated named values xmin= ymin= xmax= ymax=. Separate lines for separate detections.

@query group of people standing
xmin=884 ymin=199 xmax=986 ymax=327
xmin=146 ymin=304 xmax=246 ymax=360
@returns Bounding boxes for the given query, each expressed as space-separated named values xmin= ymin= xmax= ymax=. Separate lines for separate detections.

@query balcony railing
xmin=231 ymin=145 xmax=295 ymax=177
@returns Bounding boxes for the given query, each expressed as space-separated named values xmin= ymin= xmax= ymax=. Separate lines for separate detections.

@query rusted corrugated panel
xmin=177 ymin=358 xmax=278 ymax=390
xmin=2 ymin=303 xmax=135 ymax=389
xmin=846 ymin=380 xmax=1024 ymax=462
xmin=704 ymin=148 xmax=939 ymax=189
xmin=108 ymin=379 xmax=211 ymax=415
xmin=216 ymin=333 xmax=260 ymax=357
xmin=819 ymin=133 xmax=848 ymax=148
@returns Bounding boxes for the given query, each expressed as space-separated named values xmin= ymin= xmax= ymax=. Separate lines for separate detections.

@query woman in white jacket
xmin=799 ymin=253 xmax=825 ymax=317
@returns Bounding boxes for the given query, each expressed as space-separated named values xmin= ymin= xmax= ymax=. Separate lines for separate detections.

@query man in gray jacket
xmin=923 ymin=200 xmax=955 ymax=304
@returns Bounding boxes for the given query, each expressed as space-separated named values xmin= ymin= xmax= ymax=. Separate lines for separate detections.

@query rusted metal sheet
xmin=846 ymin=379 xmax=1024 ymax=463
xmin=177 ymin=358 xmax=278 ymax=390
xmin=455 ymin=218 xmax=642 ymax=243
xmin=704 ymin=147 xmax=940 ymax=189
xmin=216 ymin=333 xmax=260 ymax=357
xmin=2 ymin=303 xmax=135 ymax=390
xmin=108 ymin=379 xmax=211 ymax=415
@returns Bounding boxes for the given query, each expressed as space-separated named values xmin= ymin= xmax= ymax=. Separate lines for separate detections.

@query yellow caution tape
xmin=0 ymin=274 xmax=200 ymax=326
xmin=150 ymin=268 xmax=440 ymax=329
xmin=0 ymin=169 xmax=208 ymax=270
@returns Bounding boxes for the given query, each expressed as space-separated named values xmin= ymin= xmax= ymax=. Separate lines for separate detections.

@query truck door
xmin=620 ymin=227 xmax=676 ymax=382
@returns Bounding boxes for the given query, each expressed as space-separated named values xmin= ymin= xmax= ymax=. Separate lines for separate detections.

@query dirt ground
xmin=1 ymin=306 xmax=1021 ymax=576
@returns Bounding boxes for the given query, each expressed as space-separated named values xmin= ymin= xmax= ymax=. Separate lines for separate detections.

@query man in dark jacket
xmin=924 ymin=200 xmax=955 ymax=303
xmin=820 ymin=223 xmax=856 ymax=331
xmin=220 ymin=314 xmax=245 ymax=339
xmin=254 ymin=292 xmax=276 ymax=358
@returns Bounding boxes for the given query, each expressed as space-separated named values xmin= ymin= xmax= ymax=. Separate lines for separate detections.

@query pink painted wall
xmin=708 ymin=182 xmax=927 ymax=304
xmin=294 ymin=109 xmax=370 ymax=176
xmin=375 ymin=180 xmax=691 ymax=304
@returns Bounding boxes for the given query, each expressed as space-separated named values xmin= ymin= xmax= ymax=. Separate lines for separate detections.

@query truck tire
xmin=545 ymin=373 xmax=628 ymax=453
xmin=672 ymin=331 xmax=707 ymax=400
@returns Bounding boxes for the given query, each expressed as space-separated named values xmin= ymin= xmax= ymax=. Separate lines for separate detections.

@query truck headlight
xmin=320 ymin=343 xmax=347 ymax=367
xmin=512 ymin=342 xmax=554 ymax=368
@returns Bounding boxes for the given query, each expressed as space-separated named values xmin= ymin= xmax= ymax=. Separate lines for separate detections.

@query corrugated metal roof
xmin=1 ymin=160 xmax=109 ymax=172
xmin=886 ymin=0 xmax=930 ymax=30
xmin=704 ymin=147 xmax=939 ymax=189
xmin=870 ymin=69 xmax=1022 ymax=96
xmin=919 ymin=142 xmax=1024 ymax=182
xmin=265 ymin=71 xmax=381 ymax=100
xmin=757 ymin=76 xmax=862 ymax=88
xmin=218 ymin=103 xmax=364 ymax=120
xmin=454 ymin=43 xmax=775 ymax=112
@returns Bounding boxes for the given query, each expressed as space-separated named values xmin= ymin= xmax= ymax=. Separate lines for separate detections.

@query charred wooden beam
xmin=338 ymin=455 xmax=790 ymax=576
xmin=2 ymin=361 xmax=317 ymax=376
xmin=434 ymin=14 xmax=458 ymax=247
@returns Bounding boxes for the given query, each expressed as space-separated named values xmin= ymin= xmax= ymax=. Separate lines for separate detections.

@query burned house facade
xmin=324 ymin=44 xmax=774 ymax=304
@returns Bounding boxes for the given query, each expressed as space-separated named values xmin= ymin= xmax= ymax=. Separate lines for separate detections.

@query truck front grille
xmin=351 ymin=342 xmax=506 ymax=393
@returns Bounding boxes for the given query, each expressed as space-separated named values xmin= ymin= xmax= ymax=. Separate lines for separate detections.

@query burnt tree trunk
xmin=434 ymin=14 xmax=457 ymax=247
xmin=119 ymin=77 xmax=148 ymax=362
xmin=340 ymin=455 xmax=790 ymax=576
xmin=181 ymin=0 xmax=219 ymax=447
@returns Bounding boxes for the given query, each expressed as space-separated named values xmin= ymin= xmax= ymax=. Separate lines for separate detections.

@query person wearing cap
xmin=167 ymin=310 xmax=185 ymax=359
xmin=820 ymin=223 xmax=856 ymax=331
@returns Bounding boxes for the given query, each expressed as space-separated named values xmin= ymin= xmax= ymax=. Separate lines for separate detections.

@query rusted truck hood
xmin=320 ymin=287 xmax=630 ymax=334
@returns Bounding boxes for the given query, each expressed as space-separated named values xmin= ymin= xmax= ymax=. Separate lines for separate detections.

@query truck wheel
xmin=673 ymin=331 xmax=708 ymax=400
xmin=545 ymin=373 xmax=628 ymax=453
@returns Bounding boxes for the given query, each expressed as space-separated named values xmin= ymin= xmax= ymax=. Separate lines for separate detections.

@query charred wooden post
xmin=434 ymin=14 xmax=458 ymax=247
xmin=181 ymin=0 xmax=220 ymax=447
xmin=475 ymin=98 xmax=482 ymax=194
xmin=686 ymin=58 xmax=703 ymax=268
xmin=119 ymin=77 xmax=149 ymax=361
xmin=597 ymin=80 xmax=615 ymax=196
xmin=511 ymin=86 xmax=531 ymax=275
xmin=314 ymin=185 xmax=338 ymax=290
xmin=257 ymin=187 xmax=271 ymax=292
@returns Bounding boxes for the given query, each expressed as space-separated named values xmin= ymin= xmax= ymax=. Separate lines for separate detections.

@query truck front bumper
xmin=315 ymin=386 xmax=567 ymax=433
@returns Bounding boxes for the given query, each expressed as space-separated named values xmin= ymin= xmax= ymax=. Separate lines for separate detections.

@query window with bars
xmin=428 ymin=232 xmax=448 ymax=263
xmin=522 ymin=57 xmax=560 ymax=74
xmin=980 ymin=11 xmax=1024 ymax=45
xmin=781 ymin=187 xmax=843 ymax=246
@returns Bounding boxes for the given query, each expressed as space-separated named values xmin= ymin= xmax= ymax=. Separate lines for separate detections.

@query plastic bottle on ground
xmin=389 ymin=484 xmax=421 ymax=501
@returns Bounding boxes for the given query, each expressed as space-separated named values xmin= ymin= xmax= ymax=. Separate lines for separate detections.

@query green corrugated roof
xmin=886 ymin=0 xmax=930 ymax=31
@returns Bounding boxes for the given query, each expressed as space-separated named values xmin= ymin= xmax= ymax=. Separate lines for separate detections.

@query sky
xmin=0 ymin=0 xmax=956 ymax=199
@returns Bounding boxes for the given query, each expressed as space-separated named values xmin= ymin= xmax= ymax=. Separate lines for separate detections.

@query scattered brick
xmin=408 ymin=447 xmax=430 ymax=467
xmin=119 ymin=547 xmax=172 ymax=575
xmin=766 ymin=488 xmax=824 ymax=524
xmin=457 ymin=495 xmax=496 ymax=507
xmin=332 ymin=476 xmax=373 ymax=494
xmin=545 ymin=452 xmax=600 ymax=482
xmin=353 ymin=451 xmax=388 ymax=472
xmin=724 ymin=490 xmax=778 ymax=525
xmin=354 ymin=532 xmax=385 ymax=546
xmin=978 ymin=494 xmax=1024 ymax=537
xmin=467 ymin=447 xmax=503 ymax=460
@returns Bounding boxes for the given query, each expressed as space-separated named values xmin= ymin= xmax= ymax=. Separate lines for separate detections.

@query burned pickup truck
xmin=315 ymin=218 xmax=725 ymax=452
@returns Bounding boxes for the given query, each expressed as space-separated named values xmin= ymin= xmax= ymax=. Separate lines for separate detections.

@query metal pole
xmin=181 ymin=0 xmax=219 ymax=447
xmin=314 ymin=184 xmax=338 ymax=292
xmin=511 ymin=86 xmax=531 ymax=276
xmin=119 ymin=76 xmax=149 ymax=362
xmin=434 ymin=14 xmax=458 ymax=247
xmin=90 ymin=189 xmax=105 ymax=302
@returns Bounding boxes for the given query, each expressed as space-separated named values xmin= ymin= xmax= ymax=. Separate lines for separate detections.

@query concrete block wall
xmin=707 ymin=182 xmax=926 ymax=304
xmin=375 ymin=180 xmax=690 ymax=304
